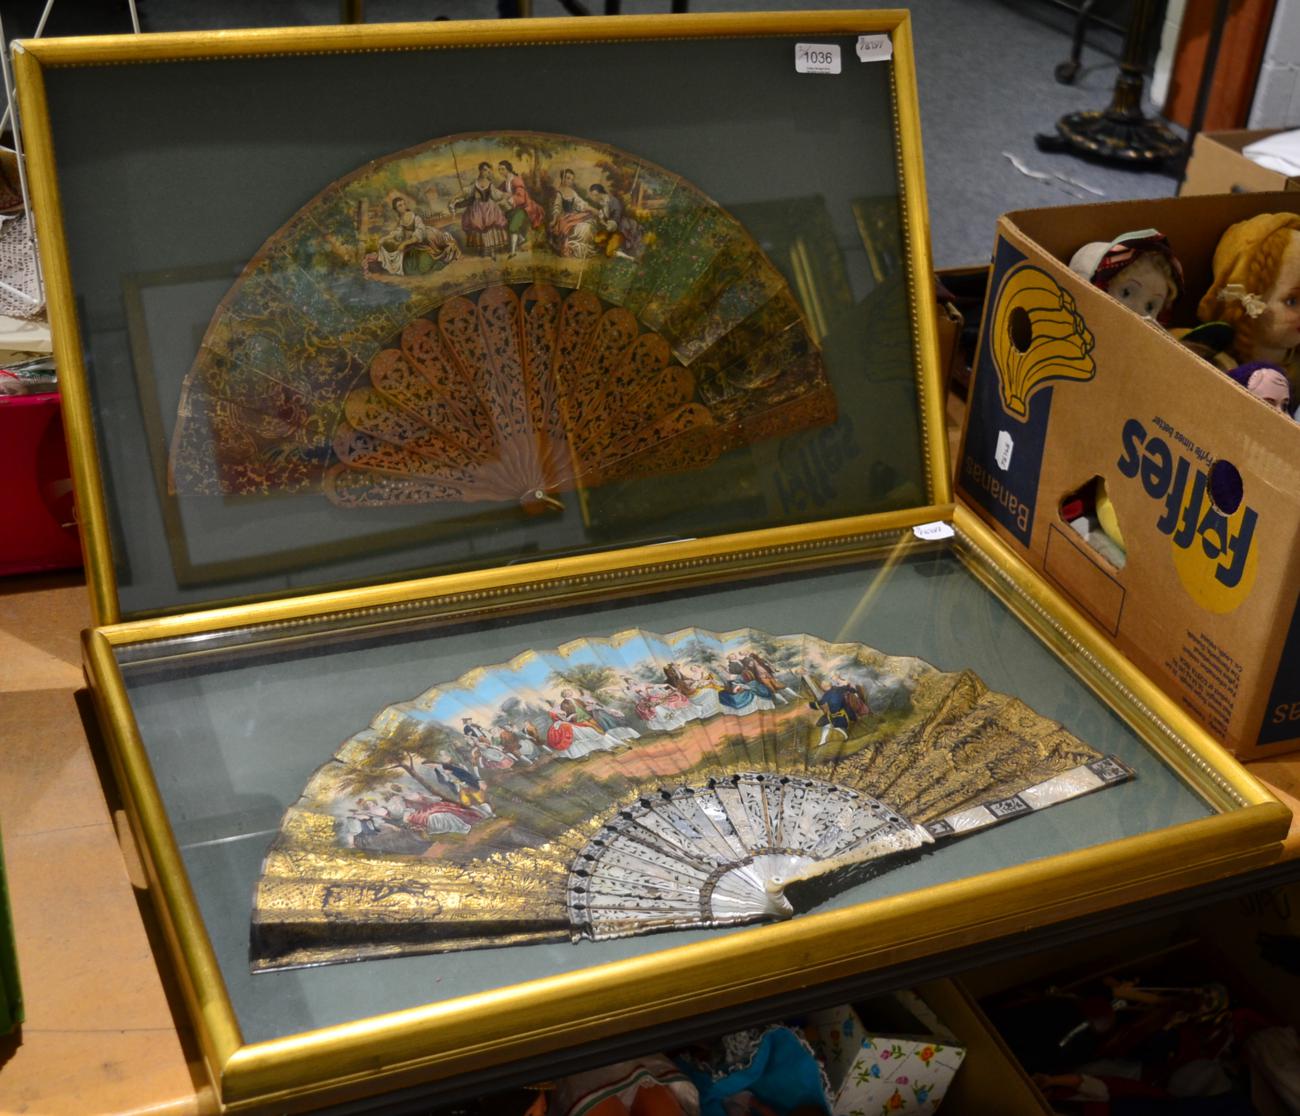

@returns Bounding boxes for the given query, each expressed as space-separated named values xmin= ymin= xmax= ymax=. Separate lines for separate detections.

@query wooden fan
xmin=251 ymin=626 xmax=1132 ymax=970
xmin=168 ymin=132 xmax=836 ymax=510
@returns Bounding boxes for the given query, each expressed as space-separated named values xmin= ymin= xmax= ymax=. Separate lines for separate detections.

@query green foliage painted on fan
xmin=546 ymin=664 xmax=620 ymax=700
xmin=334 ymin=716 xmax=462 ymax=802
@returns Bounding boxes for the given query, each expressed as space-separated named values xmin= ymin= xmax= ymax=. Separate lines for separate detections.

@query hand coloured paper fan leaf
xmin=251 ymin=626 xmax=1133 ymax=971
xmin=168 ymin=132 xmax=836 ymax=510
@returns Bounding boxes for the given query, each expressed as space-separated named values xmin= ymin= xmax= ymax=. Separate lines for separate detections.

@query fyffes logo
xmin=1117 ymin=418 xmax=1258 ymax=614
xmin=990 ymin=263 xmax=1096 ymax=420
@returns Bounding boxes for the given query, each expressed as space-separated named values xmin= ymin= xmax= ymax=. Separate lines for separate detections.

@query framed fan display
xmin=15 ymin=10 xmax=1290 ymax=1114
xmin=21 ymin=14 xmax=930 ymax=624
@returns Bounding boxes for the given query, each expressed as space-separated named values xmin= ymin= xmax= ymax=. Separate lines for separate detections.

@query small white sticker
xmin=995 ymin=430 xmax=1014 ymax=471
xmin=912 ymin=521 xmax=956 ymax=541
xmin=795 ymin=43 xmax=842 ymax=75
xmin=855 ymin=34 xmax=893 ymax=62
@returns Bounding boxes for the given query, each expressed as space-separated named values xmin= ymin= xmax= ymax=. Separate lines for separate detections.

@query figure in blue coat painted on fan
xmin=810 ymin=674 xmax=871 ymax=746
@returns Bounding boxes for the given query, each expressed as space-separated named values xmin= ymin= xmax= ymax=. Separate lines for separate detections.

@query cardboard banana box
xmin=958 ymin=192 xmax=1300 ymax=759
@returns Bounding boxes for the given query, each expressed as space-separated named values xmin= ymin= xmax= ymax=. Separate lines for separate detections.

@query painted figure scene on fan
xmin=306 ymin=628 xmax=925 ymax=862
xmin=169 ymin=130 xmax=835 ymax=510
xmin=356 ymin=134 xmax=674 ymax=288
xmin=260 ymin=626 xmax=1124 ymax=965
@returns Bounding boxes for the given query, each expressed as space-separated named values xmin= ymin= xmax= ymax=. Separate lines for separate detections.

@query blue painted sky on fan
xmin=400 ymin=627 xmax=768 ymax=728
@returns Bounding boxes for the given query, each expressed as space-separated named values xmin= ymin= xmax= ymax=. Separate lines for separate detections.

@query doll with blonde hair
xmin=1197 ymin=212 xmax=1300 ymax=393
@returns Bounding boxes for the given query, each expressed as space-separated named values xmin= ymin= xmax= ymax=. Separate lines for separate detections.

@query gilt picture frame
xmin=18 ymin=13 xmax=1289 ymax=1114
xmin=20 ymin=11 xmax=947 ymax=627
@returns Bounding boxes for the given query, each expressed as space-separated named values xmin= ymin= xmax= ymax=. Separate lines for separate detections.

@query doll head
xmin=1197 ymin=213 xmax=1300 ymax=364
xmin=1069 ymin=229 xmax=1183 ymax=323
xmin=1227 ymin=361 xmax=1294 ymax=415
xmin=1106 ymin=253 xmax=1179 ymax=321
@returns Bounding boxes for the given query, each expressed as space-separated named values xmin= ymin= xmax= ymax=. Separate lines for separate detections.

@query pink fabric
xmin=508 ymin=174 xmax=544 ymax=227
xmin=407 ymin=799 xmax=481 ymax=827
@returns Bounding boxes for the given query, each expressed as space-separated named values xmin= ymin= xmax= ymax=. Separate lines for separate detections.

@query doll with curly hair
xmin=1197 ymin=213 xmax=1300 ymax=393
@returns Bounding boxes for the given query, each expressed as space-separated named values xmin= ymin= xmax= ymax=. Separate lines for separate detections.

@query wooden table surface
xmin=0 ymin=569 xmax=1296 ymax=1115
xmin=0 ymin=572 xmax=212 ymax=1116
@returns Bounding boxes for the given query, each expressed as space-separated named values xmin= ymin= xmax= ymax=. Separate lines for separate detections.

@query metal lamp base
xmin=1040 ymin=107 xmax=1186 ymax=165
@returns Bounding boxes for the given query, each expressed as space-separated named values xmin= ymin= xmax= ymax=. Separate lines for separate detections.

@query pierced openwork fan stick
xmin=169 ymin=132 xmax=836 ymax=511
xmin=251 ymin=626 xmax=1132 ymax=971
xmin=324 ymin=284 xmax=721 ymax=511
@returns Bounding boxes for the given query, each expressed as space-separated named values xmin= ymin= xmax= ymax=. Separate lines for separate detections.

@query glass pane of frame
xmin=114 ymin=535 xmax=1219 ymax=1046
xmin=38 ymin=28 xmax=929 ymax=618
